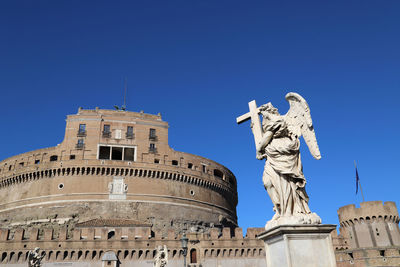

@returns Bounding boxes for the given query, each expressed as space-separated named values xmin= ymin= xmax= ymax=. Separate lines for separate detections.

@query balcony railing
xmin=76 ymin=143 xmax=85 ymax=150
xmin=149 ymin=147 xmax=157 ymax=153
xmin=149 ymin=135 xmax=158 ymax=141
xmin=77 ymin=130 xmax=86 ymax=137
xmin=126 ymin=132 xmax=135 ymax=139
xmin=102 ymin=131 xmax=111 ymax=138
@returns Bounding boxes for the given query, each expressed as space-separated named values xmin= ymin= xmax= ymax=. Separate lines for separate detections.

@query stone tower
xmin=335 ymin=201 xmax=400 ymax=266
xmin=338 ymin=201 xmax=400 ymax=249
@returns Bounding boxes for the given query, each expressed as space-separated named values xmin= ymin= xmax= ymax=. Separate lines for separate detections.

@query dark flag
xmin=355 ymin=167 xmax=360 ymax=194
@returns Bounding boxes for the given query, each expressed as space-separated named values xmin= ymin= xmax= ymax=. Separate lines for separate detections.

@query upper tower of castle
xmin=0 ymin=108 xmax=237 ymax=233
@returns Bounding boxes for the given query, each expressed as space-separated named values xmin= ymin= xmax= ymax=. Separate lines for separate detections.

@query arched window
xmin=107 ymin=230 xmax=115 ymax=240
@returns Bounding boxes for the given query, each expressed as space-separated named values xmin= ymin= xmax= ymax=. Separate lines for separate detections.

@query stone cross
xmin=236 ymin=100 xmax=263 ymax=146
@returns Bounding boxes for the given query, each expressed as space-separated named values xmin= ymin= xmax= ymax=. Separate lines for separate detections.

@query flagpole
xmin=354 ymin=160 xmax=365 ymax=202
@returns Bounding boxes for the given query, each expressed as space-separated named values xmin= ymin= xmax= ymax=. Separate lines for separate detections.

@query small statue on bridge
xmin=28 ymin=247 xmax=46 ymax=267
xmin=154 ymin=245 xmax=168 ymax=267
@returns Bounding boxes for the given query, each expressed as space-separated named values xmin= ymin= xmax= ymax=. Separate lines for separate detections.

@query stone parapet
xmin=0 ymin=226 xmax=266 ymax=265
xmin=338 ymin=201 xmax=399 ymax=226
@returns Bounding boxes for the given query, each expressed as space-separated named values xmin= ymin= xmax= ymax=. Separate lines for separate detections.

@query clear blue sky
xmin=1 ymin=1 xmax=399 ymax=232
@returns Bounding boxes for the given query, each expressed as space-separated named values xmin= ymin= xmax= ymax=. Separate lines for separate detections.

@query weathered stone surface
xmin=258 ymin=224 xmax=337 ymax=267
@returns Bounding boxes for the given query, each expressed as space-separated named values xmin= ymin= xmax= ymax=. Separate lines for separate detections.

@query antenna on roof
xmin=122 ymin=77 xmax=127 ymax=111
xmin=114 ymin=77 xmax=127 ymax=111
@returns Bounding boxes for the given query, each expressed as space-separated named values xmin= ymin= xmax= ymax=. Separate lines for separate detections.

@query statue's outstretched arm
xmin=256 ymin=131 xmax=273 ymax=159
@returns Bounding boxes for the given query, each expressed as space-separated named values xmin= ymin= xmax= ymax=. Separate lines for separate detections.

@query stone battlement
xmin=338 ymin=201 xmax=399 ymax=226
xmin=0 ymin=226 xmax=264 ymax=242
xmin=0 ymin=226 xmax=266 ymax=265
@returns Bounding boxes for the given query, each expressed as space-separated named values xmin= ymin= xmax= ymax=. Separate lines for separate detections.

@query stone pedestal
xmin=257 ymin=224 xmax=337 ymax=267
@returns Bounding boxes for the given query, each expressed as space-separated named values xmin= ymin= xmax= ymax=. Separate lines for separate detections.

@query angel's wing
xmin=284 ymin=92 xmax=321 ymax=160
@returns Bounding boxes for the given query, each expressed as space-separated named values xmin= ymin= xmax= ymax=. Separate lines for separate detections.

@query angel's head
xmin=260 ymin=102 xmax=280 ymax=117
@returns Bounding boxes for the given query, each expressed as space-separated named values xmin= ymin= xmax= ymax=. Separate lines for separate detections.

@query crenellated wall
xmin=338 ymin=201 xmax=400 ymax=249
xmin=0 ymin=226 xmax=266 ymax=266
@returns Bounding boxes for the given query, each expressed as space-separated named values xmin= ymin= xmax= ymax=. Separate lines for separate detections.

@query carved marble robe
xmin=262 ymin=117 xmax=311 ymax=218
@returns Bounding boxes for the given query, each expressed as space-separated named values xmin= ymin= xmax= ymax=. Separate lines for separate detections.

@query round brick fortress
xmin=0 ymin=108 xmax=238 ymax=233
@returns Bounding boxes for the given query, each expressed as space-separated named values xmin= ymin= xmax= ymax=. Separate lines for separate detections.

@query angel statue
xmin=237 ymin=92 xmax=322 ymax=230
xmin=28 ymin=247 xmax=46 ymax=267
xmin=153 ymin=245 xmax=168 ymax=267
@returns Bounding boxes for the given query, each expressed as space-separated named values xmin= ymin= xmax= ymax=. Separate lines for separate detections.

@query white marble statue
xmin=153 ymin=245 xmax=168 ymax=267
xmin=28 ymin=247 xmax=45 ymax=267
xmin=237 ymin=92 xmax=321 ymax=229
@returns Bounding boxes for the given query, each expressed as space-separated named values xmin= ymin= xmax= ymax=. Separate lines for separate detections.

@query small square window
xmin=35 ymin=160 xmax=40 ymax=164
xmin=172 ymin=160 xmax=178 ymax=166
xmin=99 ymin=146 xmax=111 ymax=160
xmin=70 ymin=155 xmax=76 ymax=160
xmin=154 ymin=159 xmax=160 ymax=164
xmin=124 ymin=147 xmax=135 ymax=161
xmin=111 ymin=147 xmax=123 ymax=160
xmin=188 ymin=163 xmax=193 ymax=169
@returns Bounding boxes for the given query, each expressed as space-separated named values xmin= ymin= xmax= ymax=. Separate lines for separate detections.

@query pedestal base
xmin=257 ymin=224 xmax=337 ymax=267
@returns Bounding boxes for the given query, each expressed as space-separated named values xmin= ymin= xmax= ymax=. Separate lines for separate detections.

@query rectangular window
xmin=202 ymin=164 xmax=206 ymax=173
xmin=149 ymin=128 xmax=157 ymax=140
xmin=76 ymin=139 xmax=84 ymax=149
xmin=149 ymin=143 xmax=157 ymax=153
xmin=70 ymin=155 xmax=76 ymax=160
xmin=78 ymin=124 xmax=86 ymax=136
xmin=124 ymin=147 xmax=135 ymax=161
xmin=35 ymin=160 xmax=40 ymax=164
xmin=127 ymin=126 xmax=133 ymax=134
xmin=99 ymin=146 xmax=111 ymax=160
xmin=98 ymin=145 xmax=136 ymax=161
xmin=103 ymin=124 xmax=111 ymax=138
xmin=79 ymin=124 xmax=86 ymax=132
xmin=111 ymin=147 xmax=123 ymax=160
xmin=126 ymin=126 xmax=134 ymax=139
